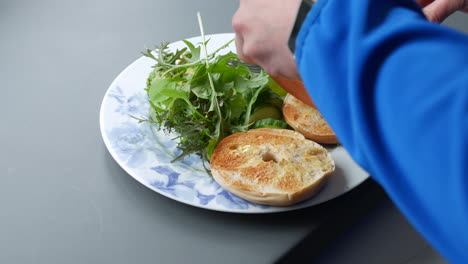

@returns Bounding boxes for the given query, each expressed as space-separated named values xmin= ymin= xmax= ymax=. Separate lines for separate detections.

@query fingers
xmin=422 ymin=0 xmax=466 ymax=22
xmin=232 ymin=8 xmax=253 ymax=64
xmin=232 ymin=0 xmax=302 ymax=80
xmin=232 ymin=9 xmax=271 ymax=66
xmin=232 ymin=1 xmax=264 ymax=65
xmin=233 ymin=25 xmax=254 ymax=64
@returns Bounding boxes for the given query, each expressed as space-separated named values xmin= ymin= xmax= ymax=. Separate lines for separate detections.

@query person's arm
xmin=296 ymin=0 xmax=468 ymax=263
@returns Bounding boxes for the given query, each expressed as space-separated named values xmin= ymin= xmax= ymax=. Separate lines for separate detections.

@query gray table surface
xmin=2 ymin=1 xmax=466 ymax=263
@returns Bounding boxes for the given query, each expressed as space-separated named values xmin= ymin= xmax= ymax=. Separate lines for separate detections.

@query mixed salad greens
xmin=138 ymin=14 xmax=288 ymax=164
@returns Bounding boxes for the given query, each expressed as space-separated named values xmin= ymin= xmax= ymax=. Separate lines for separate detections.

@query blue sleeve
xmin=295 ymin=0 xmax=468 ymax=263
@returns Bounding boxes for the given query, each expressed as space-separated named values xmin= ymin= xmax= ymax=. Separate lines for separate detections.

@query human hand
xmin=416 ymin=0 xmax=468 ymax=22
xmin=232 ymin=0 xmax=302 ymax=80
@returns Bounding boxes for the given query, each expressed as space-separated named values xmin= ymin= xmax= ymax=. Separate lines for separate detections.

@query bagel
xmin=210 ymin=128 xmax=335 ymax=206
xmin=283 ymin=93 xmax=338 ymax=144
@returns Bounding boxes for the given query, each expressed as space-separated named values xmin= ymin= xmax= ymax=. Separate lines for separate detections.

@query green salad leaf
xmin=139 ymin=14 xmax=288 ymax=167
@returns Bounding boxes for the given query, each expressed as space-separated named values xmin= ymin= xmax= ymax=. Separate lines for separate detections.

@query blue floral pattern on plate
xmin=99 ymin=33 xmax=369 ymax=213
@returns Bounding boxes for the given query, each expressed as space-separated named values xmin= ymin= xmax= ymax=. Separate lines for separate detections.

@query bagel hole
xmin=262 ymin=151 xmax=278 ymax=163
xmin=229 ymin=144 xmax=240 ymax=150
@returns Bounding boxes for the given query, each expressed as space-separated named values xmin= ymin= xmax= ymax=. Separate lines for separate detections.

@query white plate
xmin=99 ymin=33 xmax=369 ymax=213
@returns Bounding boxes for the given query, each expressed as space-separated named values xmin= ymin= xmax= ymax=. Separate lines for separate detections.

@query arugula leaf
xmin=182 ymin=40 xmax=202 ymax=62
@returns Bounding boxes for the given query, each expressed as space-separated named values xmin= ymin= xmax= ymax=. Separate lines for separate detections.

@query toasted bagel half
xmin=283 ymin=93 xmax=338 ymax=144
xmin=210 ymin=128 xmax=335 ymax=206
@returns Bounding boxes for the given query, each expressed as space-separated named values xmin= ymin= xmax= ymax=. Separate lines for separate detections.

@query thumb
xmin=423 ymin=0 xmax=465 ymax=22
